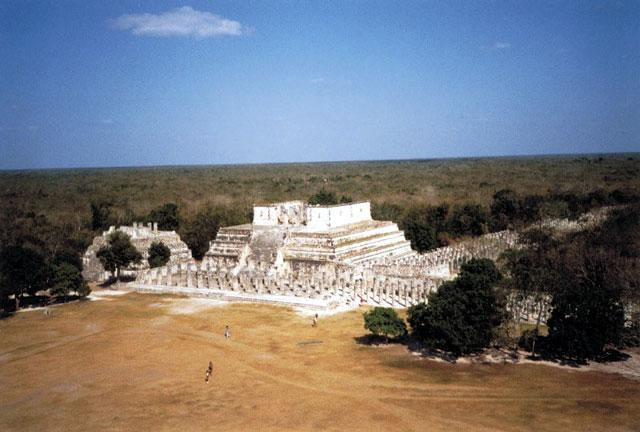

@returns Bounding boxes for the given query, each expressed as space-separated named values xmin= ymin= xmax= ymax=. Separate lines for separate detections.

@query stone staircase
xmin=247 ymin=227 xmax=286 ymax=268
xmin=204 ymin=225 xmax=252 ymax=261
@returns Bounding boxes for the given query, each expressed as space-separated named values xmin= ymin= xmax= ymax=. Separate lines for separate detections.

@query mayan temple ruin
xmin=126 ymin=201 xmax=519 ymax=310
xmin=82 ymin=222 xmax=192 ymax=282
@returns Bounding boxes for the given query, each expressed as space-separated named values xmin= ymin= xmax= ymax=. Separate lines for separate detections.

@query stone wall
xmin=252 ymin=200 xmax=372 ymax=229
xmin=305 ymin=202 xmax=372 ymax=230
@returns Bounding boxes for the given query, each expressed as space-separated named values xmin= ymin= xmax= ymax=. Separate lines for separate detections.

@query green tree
xmin=404 ymin=213 xmax=437 ymax=252
xmin=148 ymin=203 xmax=181 ymax=231
xmin=50 ymin=263 xmax=90 ymax=301
xmin=181 ymin=207 xmax=222 ymax=260
xmin=0 ymin=245 xmax=50 ymax=310
xmin=546 ymin=248 xmax=625 ymax=360
xmin=148 ymin=241 xmax=171 ymax=268
xmin=408 ymin=259 xmax=503 ymax=356
xmin=499 ymin=228 xmax=558 ymax=356
xmin=363 ymin=307 xmax=407 ymax=342
xmin=371 ymin=201 xmax=404 ymax=223
xmin=491 ymin=189 xmax=520 ymax=230
xmin=402 ymin=204 xmax=450 ymax=253
xmin=518 ymin=194 xmax=543 ymax=223
xmin=308 ymin=189 xmax=338 ymax=205
xmin=90 ymin=201 xmax=112 ymax=231
xmin=52 ymin=249 xmax=83 ymax=272
xmin=96 ymin=231 xmax=142 ymax=281
xmin=448 ymin=204 xmax=489 ymax=237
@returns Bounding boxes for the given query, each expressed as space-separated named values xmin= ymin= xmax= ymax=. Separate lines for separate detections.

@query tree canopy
xmin=96 ymin=231 xmax=142 ymax=280
xmin=148 ymin=203 xmax=181 ymax=231
xmin=363 ymin=307 xmax=407 ymax=341
xmin=408 ymin=258 xmax=503 ymax=356
xmin=180 ymin=205 xmax=247 ymax=260
xmin=148 ymin=241 xmax=171 ymax=268
xmin=0 ymin=245 xmax=50 ymax=307
xmin=50 ymin=263 xmax=91 ymax=299
xmin=448 ymin=204 xmax=489 ymax=237
xmin=401 ymin=204 xmax=450 ymax=253
xmin=501 ymin=205 xmax=640 ymax=360
xmin=90 ymin=201 xmax=112 ymax=231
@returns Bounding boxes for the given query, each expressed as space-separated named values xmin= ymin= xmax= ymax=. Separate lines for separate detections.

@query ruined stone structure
xmin=82 ymin=222 xmax=192 ymax=282
xmin=204 ymin=201 xmax=414 ymax=275
xmin=133 ymin=201 xmax=519 ymax=309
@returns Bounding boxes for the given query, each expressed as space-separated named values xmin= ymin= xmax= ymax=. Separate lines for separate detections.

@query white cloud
xmin=310 ymin=77 xmax=325 ymax=84
xmin=112 ymin=6 xmax=246 ymax=38
xmin=493 ymin=42 xmax=511 ymax=50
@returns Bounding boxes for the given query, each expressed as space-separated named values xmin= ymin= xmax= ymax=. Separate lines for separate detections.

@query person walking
xmin=224 ymin=325 xmax=231 ymax=340
xmin=312 ymin=313 xmax=318 ymax=327
xmin=205 ymin=361 xmax=213 ymax=383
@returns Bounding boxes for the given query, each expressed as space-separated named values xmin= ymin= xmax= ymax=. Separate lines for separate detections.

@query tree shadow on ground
xmin=1 ymin=294 xmax=90 ymax=319
xmin=515 ymin=347 xmax=629 ymax=367
xmin=596 ymin=348 xmax=631 ymax=363
xmin=49 ymin=294 xmax=89 ymax=305
xmin=99 ymin=275 xmax=136 ymax=287
xmin=353 ymin=334 xmax=406 ymax=346
xmin=355 ymin=331 xmax=634 ymax=367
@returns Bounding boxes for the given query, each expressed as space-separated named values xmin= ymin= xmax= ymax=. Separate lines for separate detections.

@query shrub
xmin=363 ymin=307 xmax=407 ymax=341
xmin=308 ymin=189 xmax=338 ymax=205
xmin=371 ymin=201 xmax=404 ymax=223
xmin=148 ymin=241 xmax=171 ymax=268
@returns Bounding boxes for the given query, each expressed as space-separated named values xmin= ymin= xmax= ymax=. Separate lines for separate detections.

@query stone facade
xmin=203 ymin=201 xmax=413 ymax=275
xmin=82 ymin=222 xmax=192 ymax=282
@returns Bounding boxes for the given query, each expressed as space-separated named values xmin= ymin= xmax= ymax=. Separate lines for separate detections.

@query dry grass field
xmin=1 ymin=289 xmax=639 ymax=432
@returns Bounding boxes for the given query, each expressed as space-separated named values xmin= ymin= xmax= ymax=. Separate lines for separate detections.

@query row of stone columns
xmin=137 ymin=263 xmax=444 ymax=306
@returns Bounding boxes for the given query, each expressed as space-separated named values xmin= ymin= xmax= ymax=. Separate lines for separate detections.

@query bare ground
xmin=1 ymin=289 xmax=639 ymax=432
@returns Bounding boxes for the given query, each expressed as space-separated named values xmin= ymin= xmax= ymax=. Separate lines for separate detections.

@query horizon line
xmin=1 ymin=151 xmax=638 ymax=173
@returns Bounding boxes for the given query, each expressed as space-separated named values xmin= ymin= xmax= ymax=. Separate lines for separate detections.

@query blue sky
xmin=1 ymin=1 xmax=638 ymax=169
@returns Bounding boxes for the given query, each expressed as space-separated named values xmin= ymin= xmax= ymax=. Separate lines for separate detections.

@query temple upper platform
xmin=252 ymin=201 xmax=372 ymax=230
xmin=206 ymin=201 xmax=413 ymax=272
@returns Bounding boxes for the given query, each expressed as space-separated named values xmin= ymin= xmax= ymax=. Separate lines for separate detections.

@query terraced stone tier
xmin=284 ymin=220 xmax=412 ymax=265
xmin=205 ymin=224 xmax=252 ymax=260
